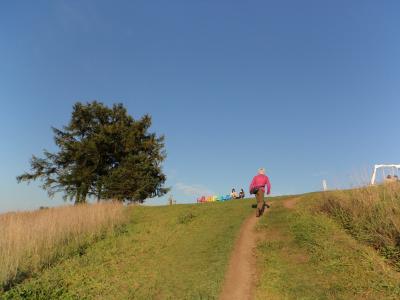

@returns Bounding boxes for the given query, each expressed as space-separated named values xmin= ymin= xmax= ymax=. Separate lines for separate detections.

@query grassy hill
xmin=3 ymin=188 xmax=400 ymax=299
xmin=255 ymin=192 xmax=400 ymax=299
xmin=2 ymin=200 xmax=253 ymax=299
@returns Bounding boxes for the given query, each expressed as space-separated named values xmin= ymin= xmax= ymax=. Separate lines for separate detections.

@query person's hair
xmin=232 ymin=188 xmax=235 ymax=192
xmin=258 ymin=168 xmax=265 ymax=175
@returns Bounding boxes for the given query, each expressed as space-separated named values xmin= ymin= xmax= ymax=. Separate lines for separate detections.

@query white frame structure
xmin=370 ymin=164 xmax=400 ymax=185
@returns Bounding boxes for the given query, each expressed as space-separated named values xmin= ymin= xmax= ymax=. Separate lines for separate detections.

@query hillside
xmin=2 ymin=200 xmax=253 ymax=299
xmin=3 ymin=191 xmax=400 ymax=299
xmin=255 ymin=193 xmax=400 ymax=299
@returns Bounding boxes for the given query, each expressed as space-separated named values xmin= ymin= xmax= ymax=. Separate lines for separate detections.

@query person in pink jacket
xmin=249 ymin=168 xmax=271 ymax=217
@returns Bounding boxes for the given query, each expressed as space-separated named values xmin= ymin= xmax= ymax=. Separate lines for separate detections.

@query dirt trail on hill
xmin=220 ymin=199 xmax=300 ymax=300
xmin=219 ymin=213 xmax=260 ymax=300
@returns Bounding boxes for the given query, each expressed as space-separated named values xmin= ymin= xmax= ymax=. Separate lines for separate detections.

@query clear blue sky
xmin=1 ymin=1 xmax=400 ymax=212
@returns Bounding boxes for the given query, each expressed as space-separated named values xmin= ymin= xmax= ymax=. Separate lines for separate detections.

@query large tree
xmin=17 ymin=101 xmax=168 ymax=204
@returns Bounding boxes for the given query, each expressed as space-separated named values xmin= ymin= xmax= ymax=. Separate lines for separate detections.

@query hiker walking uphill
xmin=249 ymin=168 xmax=271 ymax=217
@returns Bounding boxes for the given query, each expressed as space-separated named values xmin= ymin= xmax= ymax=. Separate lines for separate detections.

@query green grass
xmin=5 ymin=192 xmax=400 ymax=299
xmin=2 ymin=199 xmax=253 ymax=299
xmin=315 ymin=184 xmax=400 ymax=269
xmin=255 ymin=197 xmax=400 ymax=300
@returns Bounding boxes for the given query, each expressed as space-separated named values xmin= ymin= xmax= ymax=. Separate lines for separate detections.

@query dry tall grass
xmin=0 ymin=202 xmax=128 ymax=290
xmin=318 ymin=182 xmax=400 ymax=268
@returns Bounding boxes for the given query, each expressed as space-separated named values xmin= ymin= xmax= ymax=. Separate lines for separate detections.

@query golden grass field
xmin=0 ymin=202 xmax=127 ymax=290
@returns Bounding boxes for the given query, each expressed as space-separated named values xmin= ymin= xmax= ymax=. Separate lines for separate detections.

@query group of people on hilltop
xmin=197 ymin=168 xmax=271 ymax=217
xmin=229 ymin=167 xmax=271 ymax=217
xmin=230 ymin=188 xmax=245 ymax=199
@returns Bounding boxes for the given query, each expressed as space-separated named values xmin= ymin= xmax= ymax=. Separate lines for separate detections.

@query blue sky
xmin=1 ymin=0 xmax=400 ymax=212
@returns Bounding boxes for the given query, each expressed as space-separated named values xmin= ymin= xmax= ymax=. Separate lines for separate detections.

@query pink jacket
xmin=249 ymin=174 xmax=271 ymax=195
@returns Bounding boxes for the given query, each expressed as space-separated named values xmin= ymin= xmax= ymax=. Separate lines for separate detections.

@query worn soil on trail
xmin=219 ymin=213 xmax=260 ymax=300
xmin=220 ymin=199 xmax=299 ymax=300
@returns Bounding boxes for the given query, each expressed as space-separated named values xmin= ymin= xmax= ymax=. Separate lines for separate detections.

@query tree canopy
xmin=17 ymin=101 xmax=168 ymax=204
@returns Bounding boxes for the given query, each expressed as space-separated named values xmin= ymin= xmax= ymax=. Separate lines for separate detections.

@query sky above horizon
xmin=1 ymin=1 xmax=400 ymax=212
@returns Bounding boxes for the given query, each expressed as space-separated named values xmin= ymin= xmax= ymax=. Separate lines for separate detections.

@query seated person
xmin=230 ymin=188 xmax=239 ymax=199
xmin=386 ymin=175 xmax=396 ymax=183
xmin=239 ymin=188 xmax=245 ymax=199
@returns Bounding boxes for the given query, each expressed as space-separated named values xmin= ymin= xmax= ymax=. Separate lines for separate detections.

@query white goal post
xmin=370 ymin=164 xmax=400 ymax=185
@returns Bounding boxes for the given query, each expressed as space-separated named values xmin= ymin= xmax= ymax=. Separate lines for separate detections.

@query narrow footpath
xmin=219 ymin=212 xmax=260 ymax=300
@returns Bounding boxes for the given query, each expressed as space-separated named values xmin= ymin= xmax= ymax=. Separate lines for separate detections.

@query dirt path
xmin=219 ymin=213 xmax=260 ymax=300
